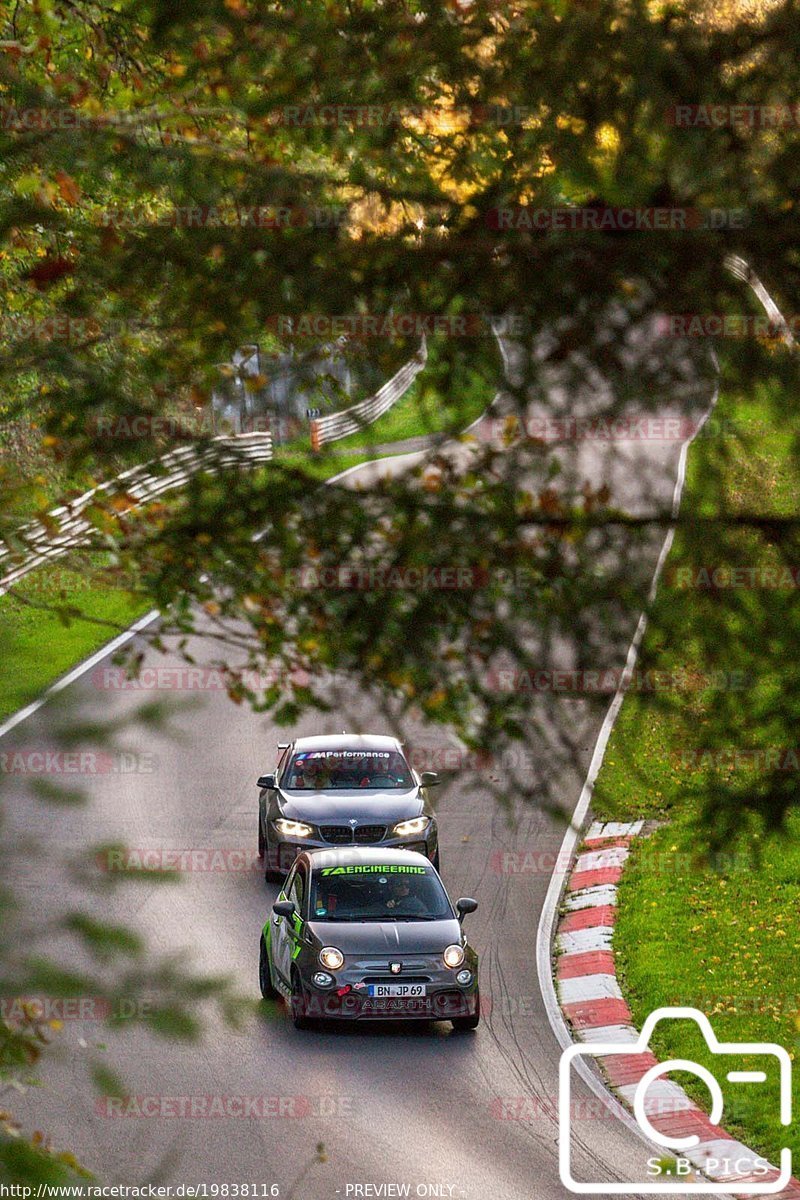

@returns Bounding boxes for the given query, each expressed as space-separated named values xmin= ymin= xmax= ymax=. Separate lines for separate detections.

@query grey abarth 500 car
xmin=259 ymin=847 xmax=479 ymax=1030
xmin=256 ymin=733 xmax=440 ymax=880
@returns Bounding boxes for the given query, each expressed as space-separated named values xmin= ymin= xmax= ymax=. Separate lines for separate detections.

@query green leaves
xmin=63 ymin=916 xmax=144 ymax=961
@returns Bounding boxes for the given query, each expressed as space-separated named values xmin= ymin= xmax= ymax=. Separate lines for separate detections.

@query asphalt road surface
xmin=4 ymin=318 xmax=718 ymax=1199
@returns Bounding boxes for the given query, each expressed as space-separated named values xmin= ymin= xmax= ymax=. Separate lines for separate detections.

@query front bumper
xmin=297 ymin=984 xmax=478 ymax=1022
xmin=297 ymin=958 xmax=478 ymax=1022
xmin=267 ymin=826 xmax=438 ymax=876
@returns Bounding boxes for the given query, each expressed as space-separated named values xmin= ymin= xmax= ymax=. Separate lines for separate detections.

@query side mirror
xmin=257 ymin=774 xmax=275 ymax=790
xmin=456 ymin=897 xmax=478 ymax=920
xmin=420 ymin=771 xmax=440 ymax=787
xmin=272 ymin=900 xmax=295 ymax=919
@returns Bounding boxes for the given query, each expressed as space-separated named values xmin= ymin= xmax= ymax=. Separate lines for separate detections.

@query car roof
xmin=290 ymin=733 xmax=402 ymax=753
xmin=303 ymin=847 xmax=431 ymax=872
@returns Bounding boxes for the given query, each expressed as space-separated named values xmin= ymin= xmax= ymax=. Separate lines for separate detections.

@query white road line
xmin=0 ymin=609 xmax=160 ymax=743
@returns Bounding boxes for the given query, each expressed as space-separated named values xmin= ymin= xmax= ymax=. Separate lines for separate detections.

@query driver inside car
xmin=384 ymin=875 xmax=427 ymax=915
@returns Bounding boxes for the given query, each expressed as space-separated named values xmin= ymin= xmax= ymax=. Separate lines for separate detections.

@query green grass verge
xmin=589 ymin=355 xmax=800 ymax=1167
xmin=276 ymin=335 xmax=495 ymax=461
xmin=0 ymin=558 xmax=150 ymax=722
xmin=323 ymin=368 xmax=488 ymax=452
xmin=271 ymin=448 xmax=376 ymax=481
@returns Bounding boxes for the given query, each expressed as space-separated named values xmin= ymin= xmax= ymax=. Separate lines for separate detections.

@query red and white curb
xmin=555 ymin=820 xmax=799 ymax=1197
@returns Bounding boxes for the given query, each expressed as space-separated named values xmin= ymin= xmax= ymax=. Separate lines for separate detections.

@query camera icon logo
xmin=559 ymin=1007 xmax=792 ymax=1193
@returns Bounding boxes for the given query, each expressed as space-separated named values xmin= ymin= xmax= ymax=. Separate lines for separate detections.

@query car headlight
xmin=443 ymin=944 xmax=465 ymax=969
xmin=319 ymin=946 xmax=344 ymax=971
xmin=274 ymin=817 xmax=313 ymax=838
xmin=392 ymin=815 xmax=430 ymax=837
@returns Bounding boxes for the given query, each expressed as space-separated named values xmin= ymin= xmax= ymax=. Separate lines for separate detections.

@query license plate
xmin=367 ymin=983 xmax=427 ymax=998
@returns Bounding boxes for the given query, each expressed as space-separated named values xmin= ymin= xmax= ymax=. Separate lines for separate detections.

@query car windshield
xmin=282 ymin=748 xmax=414 ymax=790
xmin=309 ymin=864 xmax=452 ymax=922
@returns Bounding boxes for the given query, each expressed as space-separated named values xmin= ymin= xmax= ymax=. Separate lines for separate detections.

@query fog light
xmin=312 ymin=972 xmax=334 ymax=988
xmin=456 ymin=969 xmax=472 ymax=986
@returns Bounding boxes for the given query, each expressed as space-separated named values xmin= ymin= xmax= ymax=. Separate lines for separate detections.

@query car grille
xmin=361 ymin=975 xmax=431 ymax=984
xmin=319 ymin=825 xmax=354 ymax=844
xmin=318 ymin=824 xmax=388 ymax=844
xmin=354 ymin=824 xmax=387 ymax=844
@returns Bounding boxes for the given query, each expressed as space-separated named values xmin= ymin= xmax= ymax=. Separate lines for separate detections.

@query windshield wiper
xmin=313 ymin=916 xmax=361 ymax=922
xmin=314 ymin=914 xmax=442 ymax=922
xmin=377 ymin=914 xmax=439 ymax=921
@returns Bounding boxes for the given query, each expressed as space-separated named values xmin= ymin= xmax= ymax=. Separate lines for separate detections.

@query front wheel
xmin=290 ymin=969 xmax=312 ymax=1030
xmin=259 ymin=935 xmax=278 ymax=999
xmin=257 ymin=813 xmax=265 ymax=859
xmin=451 ymin=991 xmax=480 ymax=1032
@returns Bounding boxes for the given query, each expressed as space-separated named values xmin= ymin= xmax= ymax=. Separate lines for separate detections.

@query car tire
xmin=259 ymin=935 xmax=278 ymax=1000
xmin=257 ymin=813 xmax=265 ymax=859
xmin=262 ymin=831 xmax=280 ymax=884
xmin=290 ymin=968 xmax=312 ymax=1030
xmin=451 ymin=991 xmax=480 ymax=1032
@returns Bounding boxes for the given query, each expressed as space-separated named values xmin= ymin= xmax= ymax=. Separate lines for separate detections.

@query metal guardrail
xmin=724 ymin=254 xmax=796 ymax=348
xmin=310 ymin=339 xmax=427 ymax=450
xmin=0 ymin=432 xmax=273 ymax=598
